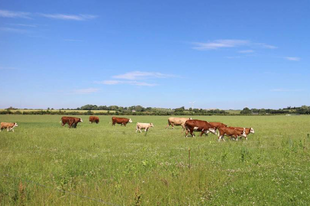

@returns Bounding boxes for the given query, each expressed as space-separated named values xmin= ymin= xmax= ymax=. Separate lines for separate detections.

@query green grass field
xmin=1 ymin=115 xmax=310 ymax=205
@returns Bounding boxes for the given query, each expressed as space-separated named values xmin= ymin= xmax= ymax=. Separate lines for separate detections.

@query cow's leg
xmin=190 ymin=129 xmax=195 ymax=137
xmin=218 ymin=135 xmax=223 ymax=142
xmin=185 ymin=129 xmax=189 ymax=137
xmin=7 ymin=128 xmax=9 ymax=132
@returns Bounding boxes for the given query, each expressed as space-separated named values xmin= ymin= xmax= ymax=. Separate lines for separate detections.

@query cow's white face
xmin=150 ymin=123 xmax=154 ymax=127
xmin=250 ymin=128 xmax=255 ymax=133
xmin=80 ymin=118 xmax=83 ymax=123
xmin=129 ymin=119 xmax=132 ymax=123
xmin=14 ymin=123 xmax=18 ymax=127
xmin=189 ymin=118 xmax=193 ymax=120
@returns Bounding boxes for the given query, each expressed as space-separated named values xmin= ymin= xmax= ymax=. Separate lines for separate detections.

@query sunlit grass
xmin=1 ymin=115 xmax=310 ymax=205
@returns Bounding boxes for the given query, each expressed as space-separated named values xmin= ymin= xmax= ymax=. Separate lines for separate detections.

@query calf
xmin=0 ymin=122 xmax=18 ymax=132
xmin=89 ymin=116 xmax=100 ymax=124
xmin=228 ymin=127 xmax=255 ymax=140
xmin=136 ymin=123 xmax=154 ymax=133
xmin=218 ymin=126 xmax=246 ymax=142
xmin=184 ymin=120 xmax=216 ymax=137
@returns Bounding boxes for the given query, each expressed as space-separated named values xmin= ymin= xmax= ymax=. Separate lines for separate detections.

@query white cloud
xmin=257 ymin=43 xmax=277 ymax=49
xmin=0 ymin=27 xmax=28 ymax=33
xmin=238 ymin=50 xmax=254 ymax=53
xmin=73 ymin=88 xmax=99 ymax=94
xmin=192 ymin=39 xmax=249 ymax=50
xmin=270 ymin=88 xmax=303 ymax=92
xmin=98 ymin=80 xmax=156 ymax=87
xmin=39 ymin=13 xmax=97 ymax=21
xmin=0 ymin=10 xmax=31 ymax=19
xmin=285 ymin=57 xmax=300 ymax=61
xmin=192 ymin=39 xmax=277 ymax=51
xmin=113 ymin=71 xmax=172 ymax=80
xmin=99 ymin=71 xmax=175 ymax=87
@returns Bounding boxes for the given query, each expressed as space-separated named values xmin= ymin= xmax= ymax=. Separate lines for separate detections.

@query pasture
xmin=1 ymin=115 xmax=310 ymax=205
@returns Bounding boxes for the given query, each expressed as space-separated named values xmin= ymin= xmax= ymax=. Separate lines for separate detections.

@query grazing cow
xmin=136 ymin=123 xmax=154 ymax=133
xmin=61 ymin=116 xmax=83 ymax=128
xmin=228 ymin=127 xmax=255 ymax=140
xmin=166 ymin=117 xmax=192 ymax=130
xmin=89 ymin=116 xmax=100 ymax=124
xmin=203 ymin=122 xmax=227 ymax=136
xmin=217 ymin=126 xmax=246 ymax=142
xmin=112 ymin=117 xmax=132 ymax=126
xmin=0 ymin=122 xmax=18 ymax=132
xmin=184 ymin=120 xmax=216 ymax=137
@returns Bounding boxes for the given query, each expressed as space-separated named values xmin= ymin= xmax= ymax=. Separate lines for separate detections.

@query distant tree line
xmin=1 ymin=105 xmax=310 ymax=115
xmin=76 ymin=104 xmax=228 ymax=116
xmin=240 ymin=105 xmax=310 ymax=115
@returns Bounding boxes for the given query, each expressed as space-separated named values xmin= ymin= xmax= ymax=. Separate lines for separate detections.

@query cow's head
xmin=80 ymin=118 xmax=83 ymax=123
xmin=129 ymin=119 xmax=132 ymax=123
xmin=189 ymin=117 xmax=193 ymax=120
xmin=14 ymin=123 xmax=18 ymax=127
xmin=249 ymin=128 xmax=254 ymax=134
xmin=150 ymin=123 xmax=154 ymax=127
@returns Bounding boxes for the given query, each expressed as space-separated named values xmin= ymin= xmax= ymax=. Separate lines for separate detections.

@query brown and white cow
xmin=217 ymin=126 xmax=246 ymax=142
xmin=112 ymin=117 xmax=132 ymax=126
xmin=184 ymin=120 xmax=216 ymax=137
xmin=227 ymin=127 xmax=255 ymax=140
xmin=61 ymin=116 xmax=83 ymax=128
xmin=0 ymin=122 xmax=18 ymax=132
xmin=203 ymin=122 xmax=227 ymax=136
xmin=166 ymin=117 xmax=192 ymax=130
xmin=89 ymin=116 xmax=99 ymax=124
xmin=136 ymin=122 xmax=154 ymax=133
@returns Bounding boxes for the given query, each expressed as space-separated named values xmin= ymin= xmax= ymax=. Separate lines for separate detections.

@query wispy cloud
xmin=98 ymin=71 xmax=175 ymax=87
xmin=238 ymin=50 xmax=254 ymax=53
xmin=270 ymin=88 xmax=303 ymax=92
xmin=0 ymin=27 xmax=29 ymax=33
xmin=0 ymin=10 xmax=31 ymax=19
xmin=258 ymin=43 xmax=277 ymax=49
xmin=99 ymin=80 xmax=156 ymax=87
xmin=192 ymin=39 xmax=277 ymax=51
xmin=113 ymin=71 xmax=173 ymax=80
xmin=192 ymin=39 xmax=249 ymax=50
xmin=39 ymin=13 xmax=97 ymax=21
xmin=73 ymin=88 xmax=100 ymax=94
xmin=285 ymin=57 xmax=300 ymax=61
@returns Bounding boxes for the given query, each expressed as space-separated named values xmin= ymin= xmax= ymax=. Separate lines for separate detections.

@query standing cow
xmin=112 ymin=117 xmax=132 ymax=126
xmin=166 ymin=117 xmax=192 ymax=130
xmin=0 ymin=122 xmax=18 ymax=132
xmin=61 ymin=116 xmax=83 ymax=128
xmin=217 ymin=126 xmax=246 ymax=142
xmin=89 ymin=116 xmax=100 ymax=124
xmin=184 ymin=120 xmax=216 ymax=137
xmin=227 ymin=127 xmax=255 ymax=140
xmin=136 ymin=123 xmax=154 ymax=133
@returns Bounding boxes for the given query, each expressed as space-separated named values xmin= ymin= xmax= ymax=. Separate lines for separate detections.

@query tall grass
xmin=0 ymin=115 xmax=310 ymax=205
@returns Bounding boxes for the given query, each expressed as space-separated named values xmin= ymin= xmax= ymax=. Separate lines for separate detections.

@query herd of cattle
xmin=1 ymin=116 xmax=254 ymax=141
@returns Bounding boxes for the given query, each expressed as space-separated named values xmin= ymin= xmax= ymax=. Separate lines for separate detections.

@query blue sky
xmin=0 ymin=0 xmax=309 ymax=109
